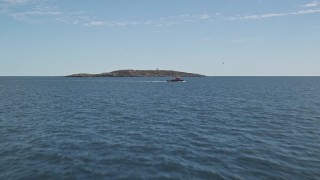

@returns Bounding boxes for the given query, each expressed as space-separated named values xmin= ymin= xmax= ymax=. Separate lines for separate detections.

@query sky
xmin=0 ymin=0 xmax=320 ymax=76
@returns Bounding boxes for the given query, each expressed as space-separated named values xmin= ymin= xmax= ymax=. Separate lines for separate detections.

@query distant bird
xmin=222 ymin=62 xmax=225 ymax=65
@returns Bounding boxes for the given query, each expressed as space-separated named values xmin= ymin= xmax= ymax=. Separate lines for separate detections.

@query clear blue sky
xmin=1 ymin=0 xmax=319 ymax=76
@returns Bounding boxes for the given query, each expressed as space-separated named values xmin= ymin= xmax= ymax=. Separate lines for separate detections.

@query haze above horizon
xmin=1 ymin=0 xmax=320 ymax=76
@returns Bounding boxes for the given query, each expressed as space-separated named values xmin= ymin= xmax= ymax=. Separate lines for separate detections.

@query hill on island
xmin=67 ymin=70 xmax=205 ymax=77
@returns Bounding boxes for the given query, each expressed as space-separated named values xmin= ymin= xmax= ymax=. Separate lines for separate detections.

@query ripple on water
xmin=1 ymin=77 xmax=320 ymax=179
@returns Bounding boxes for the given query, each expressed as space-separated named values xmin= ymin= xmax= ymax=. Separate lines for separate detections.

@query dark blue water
xmin=1 ymin=77 xmax=320 ymax=179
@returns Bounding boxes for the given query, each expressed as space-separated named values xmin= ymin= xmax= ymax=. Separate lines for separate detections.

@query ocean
xmin=1 ymin=77 xmax=320 ymax=179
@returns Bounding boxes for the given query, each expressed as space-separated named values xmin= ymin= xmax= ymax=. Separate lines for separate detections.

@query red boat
xmin=166 ymin=77 xmax=185 ymax=82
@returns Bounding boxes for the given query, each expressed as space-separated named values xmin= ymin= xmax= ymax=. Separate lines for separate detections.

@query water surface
xmin=1 ymin=77 xmax=320 ymax=179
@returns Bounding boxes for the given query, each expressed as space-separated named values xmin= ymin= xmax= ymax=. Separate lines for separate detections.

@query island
xmin=66 ymin=70 xmax=205 ymax=77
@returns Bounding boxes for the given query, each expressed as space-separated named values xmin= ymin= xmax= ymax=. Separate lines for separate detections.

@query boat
xmin=166 ymin=77 xmax=185 ymax=82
